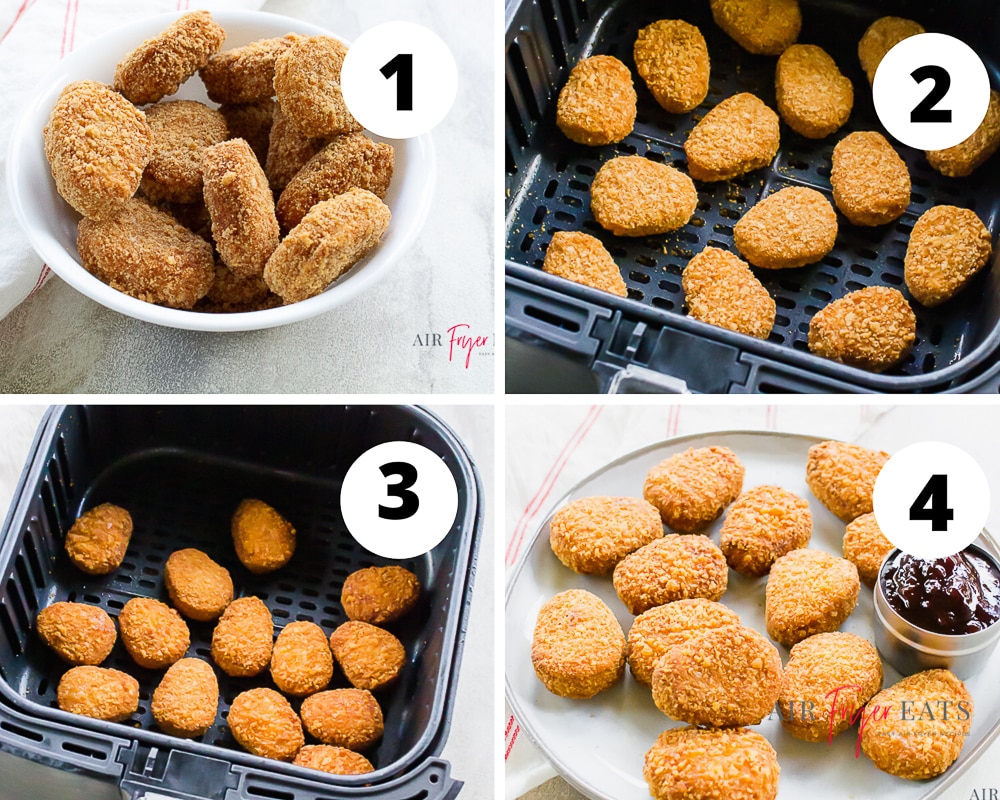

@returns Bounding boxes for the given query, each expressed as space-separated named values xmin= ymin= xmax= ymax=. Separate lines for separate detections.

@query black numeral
xmin=381 ymin=53 xmax=414 ymax=111
xmin=911 ymin=65 xmax=952 ymax=123
xmin=909 ymin=474 xmax=954 ymax=531
xmin=379 ymin=461 xmax=419 ymax=520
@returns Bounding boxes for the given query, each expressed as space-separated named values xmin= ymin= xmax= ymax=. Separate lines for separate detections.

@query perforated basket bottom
xmin=505 ymin=0 xmax=1000 ymax=379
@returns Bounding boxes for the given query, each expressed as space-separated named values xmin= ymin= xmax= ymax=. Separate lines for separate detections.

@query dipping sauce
xmin=881 ymin=548 xmax=1000 ymax=635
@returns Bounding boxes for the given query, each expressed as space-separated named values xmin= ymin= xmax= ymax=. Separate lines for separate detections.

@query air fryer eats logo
xmin=412 ymin=324 xmax=493 ymax=368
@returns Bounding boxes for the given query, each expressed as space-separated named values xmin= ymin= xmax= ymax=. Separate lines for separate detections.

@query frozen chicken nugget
xmin=119 ymin=597 xmax=191 ymax=669
xmin=300 ymin=689 xmax=383 ymax=750
xmin=590 ymin=156 xmax=697 ymax=236
xmin=927 ymin=91 xmax=1000 ymax=177
xmin=858 ymin=17 xmax=925 ymax=85
xmin=904 ymin=205 xmax=992 ymax=307
xmin=164 ymin=548 xmax=234 ymax=622
xmin=776 ymin=44 xmax=853 ymax=139
xmin=37 ymin=602 xmax=116 ymax=666
xmin=633 ymin=20 xmax=710 ymax=114
xmin=329 ymin=621 xmax=405 ymax=691
xmin=613 ymin=535 xmax=728 ymax=615
xmin=265 ymin=102 xmax=326 ymax=193
xmin=710 ymin=0 xmax=801 ymax=56
xmin=682 ymin=246 xmax=776 ymax=339
xmin=274 ymin=36 xmax=361 ymax=138
xmin=542 ymin=231 xmax=626 ymax=297
xmin=200 ymin=35 xmax=300 ymax=104
xmin=64 ymin=503 xmax=133 ymax=575
xmin=211 ymin=596 xmax=273 ymax=677
xmin=152 ymin=658 xmax=219 ymax=738
xmin=684 ymin=93 xmax=780 ymax=182
xmin=831 ymin=131 xmax=910 ymax=226
xmin=720 ymin=485 xmax=812 ymax=577
xmin=843 ymin=512 xmax=894 ymax=586
xmin=555 ymin=55 xmax=636 ymax=146
xmin=549 ymin=495 xmax=663 ymax=575
xmin=808 ymin=286 xmax=916 ymax=373
xmin=231 ymin=498 xmax=295 ymax=574
xmin=228 ymin=687 xmax=304 ymax=761
xmin=43 ymin=81 xmax=152 ymax=220
xmin=734 ymin=187 xmax=838 ymax=269
xmin=806 ymin=440 xmax=889 ymax=523
xmin=766 ymin=549 xmax=860 ymax=647
xmin=341 ymin=565 xmax=420 ymax=625
xmin=271 ymin=621 xmax=334 ymax=696
xmin=643 ymin=445 xmax=744 ymax=532
xmin=220 ymin=99 xmax=275 ymax=166
xmin=294 ymin=745 xmax=374 ymax=774
xmin=57 ymin=666 xmax=139 ymax=722
xmin=531 ymin=589 xmax=625 ymax=699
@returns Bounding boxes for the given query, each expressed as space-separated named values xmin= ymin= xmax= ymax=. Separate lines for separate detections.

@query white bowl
xmin=6 ymin=10 xmax=435 ymax=331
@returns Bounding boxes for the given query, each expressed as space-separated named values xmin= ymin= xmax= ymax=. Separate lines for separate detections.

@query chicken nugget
xmin=228 ymin=687 xmax=304 ymax=761
xmin=927 ymin=91 xmax=1000 ymax=177
xmin=590 ymin=156 xmax=697 ymax=237
xmin=627 ymin=599 xmax=740 ymax=686
xmin=43 ymin=81 xmax=152 ymax=221
xmin=858 ymin=17 xmax=925 ymax=85
xmin=613 ymin=535 xmax=728 ymax=615
xmin=211 ymin=596 xmax=273 ymax=677
xmin=766 ymin=549 xmax=859 ymax=647
xmin=151 ymin=658 xmax=219 ymax=738
xmin=263 ymin=189 xmax=391 ymax=304
xmin=329 ymin=621 xmax=405 ymax=692
xmin=300 ymin=689 xmax=384 ymax=750
xmin=274 ymin=36 xmax=361 ymax=138
xmin=549 ymin=496 xmax=663 ymax=575
xmin=682 ymin=246 xmax=776 ymax=339
xmin=198 ymin=262 xmax=280 ymax=313
xmin=265 ymin=102 xmax=327 ymax=193
xmin=808 ymin=287 xmax=916 ymax=373
xmin=643 ymin=445 xmax=744 ymax=532
xmin=119 ymin=597 xmax=190 ymax=669
xmin=904 ymin=205 xmax=992 ymax=307
xmin=734 ymin=187 xmax=838 ymax=269
xmin=57 ymin=666 xmax=139 ymax=722
xmin=37 ymin=602 xmax=116 ymax=666
xmin=831 ymin=131 xmax=910 ymax=226
xmin=806 ymin=441 xmax=889 ymax=523
xmin=271 ymin=621 xmax=333 ymax=697
xmin=843 ymin=512 xmax=894 ymax=586
xmin=141 ymin=101 xmax=229 ymax=205
xmin=200 ymin=35 xmax=300 ymax=105
xmin=684 ymin=93 xmax=780 ymax=182
xmin=720 ymin=485 xmax=812 ymax=577
xmin=776 ymin=44 xmax=853 ymax=139
xmin=220 ymin=99 xmax=275 ymax=167
xmin=341 ymin=566 xmax=420 ymax=625
xmin=710 ymin=0 xmax=801 ymax=56
xmin=531 ymin=589 xmax=625 ymax=699
xmin=294 ymin=745 xmax=374 ymax=774
xmin=555 ymin=55 xmax=636 ymax=146
xmin=231 ymin=498 xmax=295 ymax=573
xmin=64 ymin=503 xmax=133 ymax=575
xmin=633 ymin=20 xmax=710 ymax=114
xmin=164 ymin=548 xmax=234 ymax=622
xmin=542 ymin=231 xmax=626 ymax=296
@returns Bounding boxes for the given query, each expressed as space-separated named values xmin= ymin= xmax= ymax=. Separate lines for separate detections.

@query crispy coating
xmin=858 ymin=17 xmax=925 ymax=85
xmin=682 ymin=246 xmax=776 ymax=338
xmin=64 ymin=503 xmax=133 ymax=575
xmin=861 ymin=670 xmax=972 ymax=780
xmin=806 ymin=440 xmax=889 ymax=523
xmin=220 ymin=99 xmax=275 ymax=166
xmin=265 ymin=102 xmax=327 ymax=193
xmin=720 ymin=485 xmax=812 ymax=577
xmin=684 ymin=93 xmax=780 ymax=182
xmin=766 ymin=549 xmax=860 ymax=647
xmin=200 ymin=35 xmax=300 ymax=104
xmin=643 ymin=445 xmax=745 ymax=532
xmin=555 ymin=55 xmax=636 ymax=146
xmin=264 ymin=189 xmax=391 ymax=304
xmin=779 ymin=632 xmax=882 ymax=742
xmin=734 ymin=187 xmax=837 ymax=269
xmin=329 ymin=621 xmax=405 ymax=692
xmin=843 ymin=512 xmax=894 ymax=586
xmin=808 ymin=287 xmax=916 ymax=373
xmin=775 ymin=45 xmax=853 ymax=139
xmin=198 ymin=262 xmax=280 ymax=313
xmin=542 ymin=231 xmax=626 ymax=297
xmin=119 ymin=597 xmax=190 ymax=669
xmin=151 ymin=658 xmax=219 ymax=738
xmin=549 ymin=496 xmax=663 ymax=575
xmin=613 ymin=535 xmax=728 ymax=615
xmin=652 ymin=625 xmax=783 ymax=726
xmin=904 ymin=205 xmax=992 ymax=307
xmin=271 ymin=621 xmax=334 ymax=697
xmin=43 ymin=81 xmax=152 ymax=220
xmin=294 ymin=745 xmax=374 ymax=774
xmin=341 ymin=566 xmax=420 ymax=625
xmin=211 ymin=596 xmax=273 ymax=677
xmin=57 ymin=666 xmax=138 ymax=722
xmin=37 ymin=602 xmax=116 ymax=665
xmin=164 ymin=548 xmax=234 ymax=622
xmin=231 ymin=498 xmax=295 ymax=573
xmin=228 ymin=687 xmax=304 ymax=761
xmin=531 ymin=589 xmax=625 ymax=699
xmin=927 ymin=91 xmax=1000 ymax=177
xmin=141 ymin=101 xmax=229 ymax=205
xmin=831 ymin=131 xmax=910 ymax=226
xmin=590 ymin=156 xmax=697 ymax=237
xmin=300 ymin=689 xmax=384 ymax=750
xmin=627 ymin=599 xmax=740 ymax=686
xmin=633 ymin=20 xmax=710 ymax=114
xmin=710 ymin=0 xmax=801 ymax=56
xmin=644 ymin=727 xmax=779 ymax=800
xmin=273 ymin=36 xmax=361 ymax=138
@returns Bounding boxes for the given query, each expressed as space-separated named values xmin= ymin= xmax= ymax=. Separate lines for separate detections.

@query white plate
xmin=505 ymin=431 xmax=1000 ymax=800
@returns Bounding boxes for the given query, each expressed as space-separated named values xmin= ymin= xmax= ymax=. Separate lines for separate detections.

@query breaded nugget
xmin=779 ymin=632 xmax=882 ymax=742
xmin=220 ymin=99 xmax=275 ymax=167
xmin=151 ymin=658 xmax=219 ymax=738
xmin=776 ymin=44 xmax=853 ymax=139
xmin=265 ymin=102 xmax=326 ymax=193
xmin=549 ymin=496 xmax=663 ymax=575
xmin=531 ymin=589 xmax=625 ymax=699
xmin=231 ymin=498 xmax=295 ymax=573
xmin=710 ymin=0 xmax=801 ymax=56
xmin=590 ymin=156 xmax=697 ymax=237
xmin=627 ymin=599 xmax=739 ymax=686
xmin=542 ymin=231 xmax=626 ymax=297
xmin=64 ymin=503 xmax=133 ymax=575
xmin=652 ymin=625 xmax=783 ymax=726
xmin=927 ymin=91 xmax=1000 ymax=177
xmin=228 ymin=687 xmax=304 ymax=761
xmin=904 ymin=205 xmax=992 ymax=307
xmin=858 ymin=17 xmax=925 ymax=85
xmin=684 ymin=93 xmax=780 ymax=182
xmin=37 ymin=602 xmax=116 ymax=665
xmin=198 ymin=262 xmax=279 ymax=313
xmin=43 ymin=81 xmax=152 ymax=220
xmin=806 ymin=441 xmax=889 ymax=523
xmin=141 ymin=101 xmax=229 ymax=205
xmin=341 ymin=566 xmax=420 ymax=625
xmin=734 ymin=187 xmax=838 ymax=269
xmin=643 ymin=445 xmax=744 ymax=532
xmin=613 ymin=535 xmax=728 ymax=615
xmin=555 ymin=55 xmax=637 ymax=146
xmin=831 ymin=131 xmax=910 ymax=226
xmin=200 ymin=35 xmax=300 ymax=105
xmin=633 ymin=20 xmax=710 ymax=114
xmin=274 ymin=36 xmax=361 ymax=138
xmin=720 ymin=485 xmax=812 ymax=577
xmin=329 ymin=621 xmax=405 ymax=692
xmin=843 ymin=512 xmax=894 ymax=586
xmin=808 ymin=287 xmax=916 ymax=373
xmin=211 ymin=596 xmax=273 ymax=677
xmin=300 ymin=689 xmax=383 ymax=750
xmin=766 ymin=549 xmax=860 ymax=647
xmin=682 ymin=247 xmax=776 ymax=339
xmin=294 ymin=745 xmax=374 ymax=774
xmin=271 ymin=621 xmax=334 ymax=697
xmin=264 ymin=189 xmax=391 ymax=304
xmin=57 ymin=666 xmax=138 ymax=722
xmin=119 ymin=597 xmax=190 ymax=669
xmin=644 ymin=727 xmax=780 ymax=800
xmin=164 ymin=548 xmax=234 ymax=622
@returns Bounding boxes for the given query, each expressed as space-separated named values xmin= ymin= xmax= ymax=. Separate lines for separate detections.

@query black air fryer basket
xmin=0 ymin=406 xmax=482 ymax=800
xmin=505 ymin=0 xmax=1000 ymax=393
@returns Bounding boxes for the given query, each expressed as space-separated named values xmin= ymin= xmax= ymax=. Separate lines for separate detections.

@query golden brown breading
xmin=555 ymin=55 xmax=637 ymax=146
xmin=37 ymin=602 xmax=116 ymax=666
xmin=164 ymin=548 xmax=233 ymax=622
xmin=549 ymin=495 xmax=663 ymax=575
xmin=57 ymin=666 xmax=138 ymax=722
xmin=198 ymin=262 xmax=280 ymax=313
xmin=643 ymin=445 xmax=745 ymax=532
xmin=858 ymin=16 xmax=925 ymax=85
xmin=273 ymin=36 xmax=361 ymax=138
xmin=682 ymin=246 xmax=776 ymax=339
xmin=220 ymin=99 xmax=275 ymax=167
xmin=299 ymin=689 xmax=384 ymax=750
xmin=119 ymin=597 xmax=191 ymax=669
xmin=720 ymin=485 xmax=812 ymax=577
xmin=200 ymin=35 xmax=300 ymax=104
xmin=927 ymin=91 xmax=1000 ymax=177
xmin=776 ymin=44 xmax=853 ymax=139
xmin=613 ymin=535 xmax=728 ymax=615
xmin=265 ymin=102 xmax=327 ymax=193
xmin=151 ymin=658 xmax=219 ymax=738
xmin=211 ymin=596 xmax=273 ymax=677
xmin=806 ymin=441 xmax=889 ymax=523
xmin=710 ymin=0 xmax=801 ymax=56
xmin=141 ymin=101 xmax=229 ymax=205
xmin=294 ymin=745 xmax=374 ymax=774
xmin=329 ymin=621 xmax=405 ymax=692
xmin=270 ymin=621 xmax=334 ymax=697
xmin=831 ymin=131 xmax=910 ymax=226
xmin=531 ymin=589 xmax=625 ymax=699
xmin=904 ymin=205 xmax=992 ymax=307
xmin=64 ymin=503 xmax=133 ymax=575
xmin=766 ymin=549 xmax=860 ymax=647
xmin=684 ymin=93 xmax=780 ymax=182
xmin=843 ymin=512 xmax=894 ymax=586
xmin=541 ymin=231 xmax=627 ymax=297
xmin=734 ymin=187 xmax=837 ymax=269
xmin=231 ymin=498 xmax=295 ymax=574
xmin=228 ymin=687 xmax=304 ymax=761
xmin=341 ymin=566 xmax=420 ymax=625
xmin=633 ymin=20 xmax=710 ymax=114
xmin=590 ymin=156 xmax=697 ymax=237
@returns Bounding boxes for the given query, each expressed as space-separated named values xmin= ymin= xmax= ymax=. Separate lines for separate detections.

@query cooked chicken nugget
xmin=555 ymin=55 xmax=636 ymax=146
xmin=220 ymin=99 xmax=275 ymax=167
xmin=843 ymin=512 xmax=894 ymax=586
xmin=300 ymin=689 xmax=384 ymax=750
xmin=64 ymin=503 xmax=133 ymax=575
xmin=633 ymin=20 xmax=710 ymax=114
xmin=858 ymin=17 xmax=925 ymax=85
xmin=710 ymin=0 xmax=801 ymax=56
xmin=720 ymin=485 xmax=812 ymax=577
xmin=806 ymin=441 xmax=889 ymax=523
xmin=613 ymin=535 xmax=728 ymax=615
xmin=57 ymin=666 xmax=138 ymax=722
xmin=831 ymin=131 xmax=910 ymax=226
xmin=141 ymin=101 xmax=229 ymax=205
xmin=200 ymin=35 xmax=300 ymax=105
xmin=766 ymin=549 xmax=859 ymax=647
xmin=151 ymin=658 xmax=219 ymax=738
xmin=341 ymin=566 xmax=420 ymax=625
xmin=329 ymin=621 xmax=405 ymax=692
xmin=37 ymin=602 xmax=116 ymax=666
xmin=228 ymin=687 xmax=304 ymax=761
xmin=43 ymin=81 xmax=152 ymax=220
xmin=927 ymin=91 xmax=1000 ymax=177
xmin=211 ymin=596 xmax=273 ymax=677
xmin=904 ymin=205 xmax=992 ymax=307
xmin=734 ymin=187 xmax=838 ymax=269
xmin=294 ymin=745 xmax=374 ymax=774
xmin=590 ymin=156 xmax=697 ymax=236
xmin=684 ymin=93 xmax=780 ymax=182
xmin=271 ymin=621 xmax=334 ymax=697
xmin=542 ymin=231 xmax=627 ymax=296
xmin=682 ymin=246 xmax=776 ymax=338
xmin=273 ymin=36 xmax=361 ymax=138
xmin=164 ymin=548 xmax=234 ymax=622
xmin=198 ymin=262 xmax=279 ymax=313
xmin=119 ymin=597 xmax=190 ymax=669
xmin=265 ymin=102 xmax=327 ymax=193
xmin=808 ymin=286 xmax=916 ymax=373
xmin=643 ymin=445 xmax=744 ymax=532
xmin=231 ymin=498 xmax=295 ymax=574
xmin=531 ymin=589 xmax=625 ymax=699
xmin=549 ymin=496 xmax=662 ymax=575
xmin=776 ymin=44 xmax=853 ymax=139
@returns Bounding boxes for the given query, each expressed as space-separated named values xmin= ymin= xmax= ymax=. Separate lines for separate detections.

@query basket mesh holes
xmin=850 ymin=264 xmax=873 ymax=278
xmin=628 ymin=288 xmax=645 ymax=301
xmin=713 ymin=224 xmax=732 ymax=235
xmin=106 ymin=598 xmax=124 ymax=610
xmin=845 ymin=281 xmax=865 ymax=291
xmin=651 ymin=296 xmax=672 ymax=310
xmin=562 ymin=195 xmax=583 ymax=208
xmin=0 ymin=720 xmax=43 ymax=743
xmin=776 ymin=296 xmax=797 ymax=309
xmin=568 ymin=179 xmax=589 ymax=192
xmin=532 ymin=207 xmax=547 ymax=224
xmin=554 ymin=211 xmax=576 ymax=223
xmin=809 ymin=289 xmax=831 ymax=303
xmin=520 ymin=232 xmax=534 ymax=252
xmin=775 ymin=315 xmax=790 ymax=327
xmin=883 ymin=272 xmax=904 ymax=286
xmin=245 ymin=784 xmax=293 ymax=800
xmin=544 ymin=180 xmax=558 ymax=199
xmin=629 ymin=271 xmax=650 ymax=284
